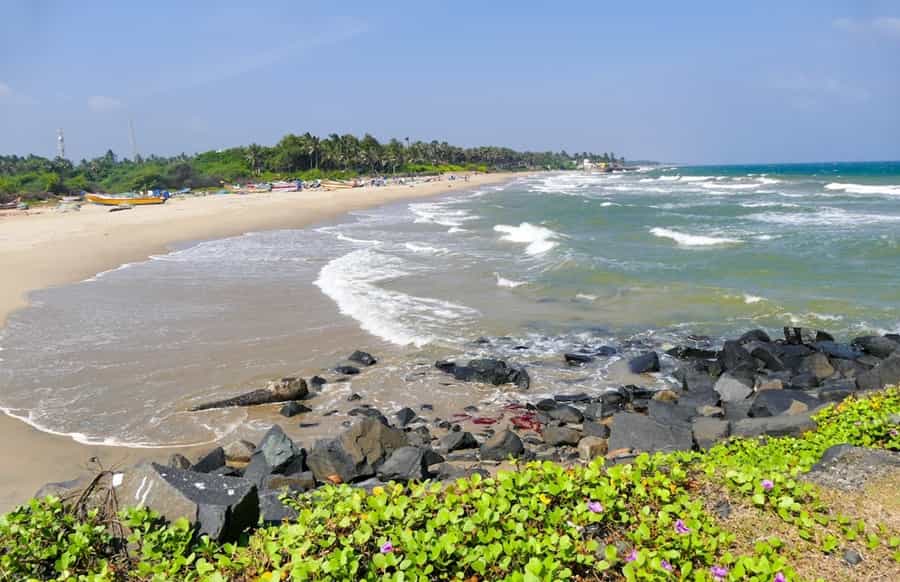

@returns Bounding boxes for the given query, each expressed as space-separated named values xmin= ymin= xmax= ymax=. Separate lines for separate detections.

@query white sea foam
xmin=748 ymin=208 xmax=900 ymax=226
xmin=739 ymin=201 xmax=799 ymax=208
xmin=409 ymin=201 xmax=478 ymax=227
xmin=575 ymin=293 xmax=598 ymax=301
xmin=494 ymin=222 xmax=561 ymax=255
xmin=825 ymin=182 xmax=900 ymax=196
xmin=82 ymin=262 xmax=136 ymax=283
xmin=315 ymin=248 xmax=478 ymax=347
xmin=404 ymin=242 xmax=448 ymax=255
xmin=495 ymin=273 xmax=526 ymax=288
xmin=649 ymin=227 xmax=742 ymax=247
xmin=743 ymin=294 xmax=765 ymax=304
xmin=336 ymin=232 xmax=381 ymax=245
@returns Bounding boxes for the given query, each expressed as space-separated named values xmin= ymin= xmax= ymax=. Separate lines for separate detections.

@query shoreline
xmin=0 ymin=171 xmax=521 ymax=511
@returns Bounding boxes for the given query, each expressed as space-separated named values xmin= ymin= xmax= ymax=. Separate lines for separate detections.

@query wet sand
xmin=0 ymin=173 xmax=517 ymax=511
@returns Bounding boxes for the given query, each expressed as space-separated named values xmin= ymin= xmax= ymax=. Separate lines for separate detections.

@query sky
xmin=1 ymin=0 xmax=899 ymax=164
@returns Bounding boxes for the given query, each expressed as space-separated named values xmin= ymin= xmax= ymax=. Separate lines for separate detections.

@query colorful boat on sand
xmin=85 ymin=191 xmax=169 ymax=206
xmin=320 ymin=179 xmax=355 ymax=190
xmin=271 ymin=180 xmax=301 ymax=192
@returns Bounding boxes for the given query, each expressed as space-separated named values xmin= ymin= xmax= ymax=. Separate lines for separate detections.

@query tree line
xmin=0 ymin=132 xmax=624 ymax=199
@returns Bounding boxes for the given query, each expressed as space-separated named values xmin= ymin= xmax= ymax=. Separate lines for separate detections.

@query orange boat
xmin=85 ymin=192 xmax=169 ymax=206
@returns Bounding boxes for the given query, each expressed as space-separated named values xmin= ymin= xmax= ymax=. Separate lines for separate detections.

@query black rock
xmin=789 ymin=372 xmax=820 ymax=390
xmin=723 ymin=400 xmax=753 ymax=422
xmin=189 ymin=377 xmax=309 ymax=412
xmin=393 ymin=407 xmax=417 ymax=427
xmin=348 ymin=407 xmax=388 ymax=425
xmin=582 ymin=419 xmax=610 ymax=438
xmin=554 ymin=392 xmax=591 ymax=403
xmin=435 ymin=360 xmax=457 ymax=373
xmin=420 ymin=403 xmax=434 ymax=411
xmin=674 ymin=361 xmax=718 ymax=392
xmin=309 ymin=375 xmax=327 ymax=389
xmin=463 ymin=405 xmax=479 ymax=413
xmin=623 ymin=385 xmax=656 ymax=400
xmin=749 ymin=391 xmax=821 ymax=418
xmin=628 ymin=351 xmax=660 ymax=374
xmin=193 ymin=447 xmax=226 ymax=473
xmin=256 ymin=426 xmax=302 ymax=472
xmin=856 ymin=353 xmax=900 ymax=391
xmin=608 ymin=412 xmax=693 ymax=453
xmin=692 ymin=417 xmax=730 ymax=450
xmin=812 ymin=380 xmax=856 ymax=403
xmin=377 ymin=446 xmax=429 ymax=481
xmin=306 ymin=418 xmax=408 ymax=484
xmin=167 ymin=453 xmax=193 ymax=470
xmin=582 ymin=402 xmax=606 ymax=420
xmin=546 ymin=404 xmax=584 ymax=424
xmin=347 ymin=393 xmax=362 ymax=402
xmin=536 ymin=398 xmax=558 ymax=411
xmin=480 ymin=429 xmax=525 ymax=460
xmin=439 ymin=431 xmax=478 ymax=452
xmin=122 ymin=463 xmax=258 ymax=543
xmin=593 ymin=346 xmax=618 ymax=357
xmin=258 ymin=490 xmax=297 ymax=524
xmin=784 ymin=327 xmax=816 ymax=345
xmin=813 ymin=341 xmax=861 ymax=360
xmin=666 ymin=346 xmax=717 ymax=360
xmin=648 ymin=400 xmax=694 ymax=425
xmin=713 ymin=500 xmax=732 ymax=520
xmin=717 ymin=341 xmax=757 ymax=374
xmin=279 ymin=402 xmax=311 ymax=417
xmin=564 ymin=352 xmax=593 ymax=365
xmin=334 ymin=365 xmax=361 ymax=376
xmin=423 ymin=448 xmax=445 ymax=466
xmin=749 ymin=344 xmax=785 ymax=371
xmin=738 ymin=329 xmax=771 ymax=344
xmin=542 ymin=424 xmax=582 ymax=446
xmin=852 ymin=335 xmax=899 ymax=359
xmin=348 ymin=351 xmax=377 ymax=366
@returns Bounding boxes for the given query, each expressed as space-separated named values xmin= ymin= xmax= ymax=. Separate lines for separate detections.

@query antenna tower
xmin=56 ymin=129 xmax=65 ymax=159
xmin=128 ymin=119 xmax=139 ymax=161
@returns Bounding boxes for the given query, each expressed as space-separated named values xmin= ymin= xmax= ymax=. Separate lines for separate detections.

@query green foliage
xmin=3 ymin=389 xmax=896 ymax=581
xmin=0 ymin=133 xmax=584 ymax=197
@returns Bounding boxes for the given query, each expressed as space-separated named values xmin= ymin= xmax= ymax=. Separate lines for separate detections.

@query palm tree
xmin=246 ymin=143 xmax=264 ymax=176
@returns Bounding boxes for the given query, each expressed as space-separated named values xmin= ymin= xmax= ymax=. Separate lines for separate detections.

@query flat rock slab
xmin=118 ymin=462 xmax=258 ymax=542
xmin=608 ymin=412 xmax=693 ymax=454
xmin=802 ymin=445 xmax=900 ymax=491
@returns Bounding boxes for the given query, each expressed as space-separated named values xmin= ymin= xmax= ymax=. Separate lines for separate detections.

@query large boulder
xmin=480 ymin=429 xmax=525 ymax=460
xmin=543 ymin=424 xmax=582 ymax=446
xmin=189 ymin=377 xmax=308 ymax=411
xmin=802 ymin=445 xmax=900 ymax=491
xmin=738 ymin=329 xmax=771 ymax=344
xmin=666 ymin=346 xmax=717 ymax=360
xmin=674 ymin=361 xmax=718 ymax=392
xmin=564 ymin=352 xmax=594 ymax=365
xmin=438 ymin=359 xmax=530 ymax=389
xmin=714 ymin=373 xmax=753 ymax=402
xmin=748 ymin=390 xmax=821 ymax=418
xmin=545 ymin=404 xmax=584 ymax=424
xmin=243 ymin=426 xmax=305 ymax=486
xmin=648 ymin=400 xmax=694 ymax=425
xmin=856 ymin=354 xmax=900 ymax=391
xmin=306 ymin=418 xmax=408 ymax=484
xmin=117 ymin=462 xmax=258 ymax=542
xmin=608 ymin=412 xmax=693 ymax=453
xmin=577 ymin=436 xmax=608 ymax=460
xmin=852 ymin=336 xmax=899 ymax=359
xmin=192 ymin=447 xmax=226 ymax=473
xmin=800 ymin=353 xmax=835 ymax=382
xmin=628 ymin=352 xmax=660 ymax=374
xmin=749 ymin=344 xmax=785 ymax=372
xmin=438 ymin=430 xmax=478 ymax=453
xmin=717 ymin=341 xmax=757 ymax=374
xmin=731 ymin=413 xmax=816 ymax=438
xmin=376 ymin=447 xmax=429 ymax=481
xmin=223 ymin=440 xmax=256 ymax=464
xmin=813 ymin=341 xmax=862 ymax=361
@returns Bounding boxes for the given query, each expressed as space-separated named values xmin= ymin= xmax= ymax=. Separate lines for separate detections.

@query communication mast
xmin=128 ymin=119 xmax=139 ymax=161
xmin=56 ymin=128 xmax=65 ymax=159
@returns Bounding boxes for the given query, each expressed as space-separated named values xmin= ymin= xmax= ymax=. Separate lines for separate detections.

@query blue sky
xmin=1 ymin=0 xmax=899 ymax=164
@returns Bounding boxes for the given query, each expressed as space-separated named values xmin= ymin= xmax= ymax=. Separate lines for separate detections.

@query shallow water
xmin=1 ymin=163 xmax=899 ymax=446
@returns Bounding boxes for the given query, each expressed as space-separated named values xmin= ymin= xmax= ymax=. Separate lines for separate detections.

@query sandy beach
xmin=0 ymin=172 xmax=517 ymax=511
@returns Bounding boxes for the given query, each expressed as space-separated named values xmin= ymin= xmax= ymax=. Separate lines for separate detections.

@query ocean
xmin=1 ymin=162 xmax=899 ymax=447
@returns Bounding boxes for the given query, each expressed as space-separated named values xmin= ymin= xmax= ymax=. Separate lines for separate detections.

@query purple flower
xmin=587 ymin=500 xmax=604 ymax=513
xmin=774 ymin=573 xmax=786 ymax=582
xmin=711 ymin=565 xmax=728 ymax=581
xmin=674 ymin=519 xmax=690 ymax=534
xmin=626 ymin=549 xmax=638 ymax=562
xmin=380 ymin=541 xmax=394 ymax=554
xmin=661 ymin=559 xmax=673 ymax=572
xmin=761 ymin=479 xmax=774 ymax=491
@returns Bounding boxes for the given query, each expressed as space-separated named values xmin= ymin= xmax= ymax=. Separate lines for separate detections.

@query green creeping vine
xmin=1 ymin=388 xmax=898 ymax=581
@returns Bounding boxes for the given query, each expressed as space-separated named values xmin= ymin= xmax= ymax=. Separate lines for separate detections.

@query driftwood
xmin=189 ymin=377 xmax=308 ymax=411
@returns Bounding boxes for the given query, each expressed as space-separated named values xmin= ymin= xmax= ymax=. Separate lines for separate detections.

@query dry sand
xmin=0 ymin=172 xmax=517 ymax=511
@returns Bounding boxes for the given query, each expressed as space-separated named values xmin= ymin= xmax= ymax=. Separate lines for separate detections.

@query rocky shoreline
xmin=36 ymin=328 xmax=900 ymax=542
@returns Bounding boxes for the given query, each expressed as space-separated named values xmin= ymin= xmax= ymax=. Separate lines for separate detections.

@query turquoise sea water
xmin=1 ymin=162 xmax=898 ymax=445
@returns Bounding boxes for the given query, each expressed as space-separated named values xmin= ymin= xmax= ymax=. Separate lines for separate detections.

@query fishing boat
xmin=246 ymin=183 xmax=273 ymax=193
xmin=85 ymin=191 xmax=169 ymax=206
xmin=271 ymin=180 xmax=301 ymax=192
xmin=320 ymin=179 xmax=355 ymax=190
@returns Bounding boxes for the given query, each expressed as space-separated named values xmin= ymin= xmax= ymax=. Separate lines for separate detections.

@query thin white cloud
xmin=87 ymin=95 xmax=124 ymax=112
xmin=770 ymin=74 xmax=870 ymax=110
xmin=0 ymin=82 xmax=36 ymax=105
xmin=833 ymin=16 xmax=900 ymax=38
